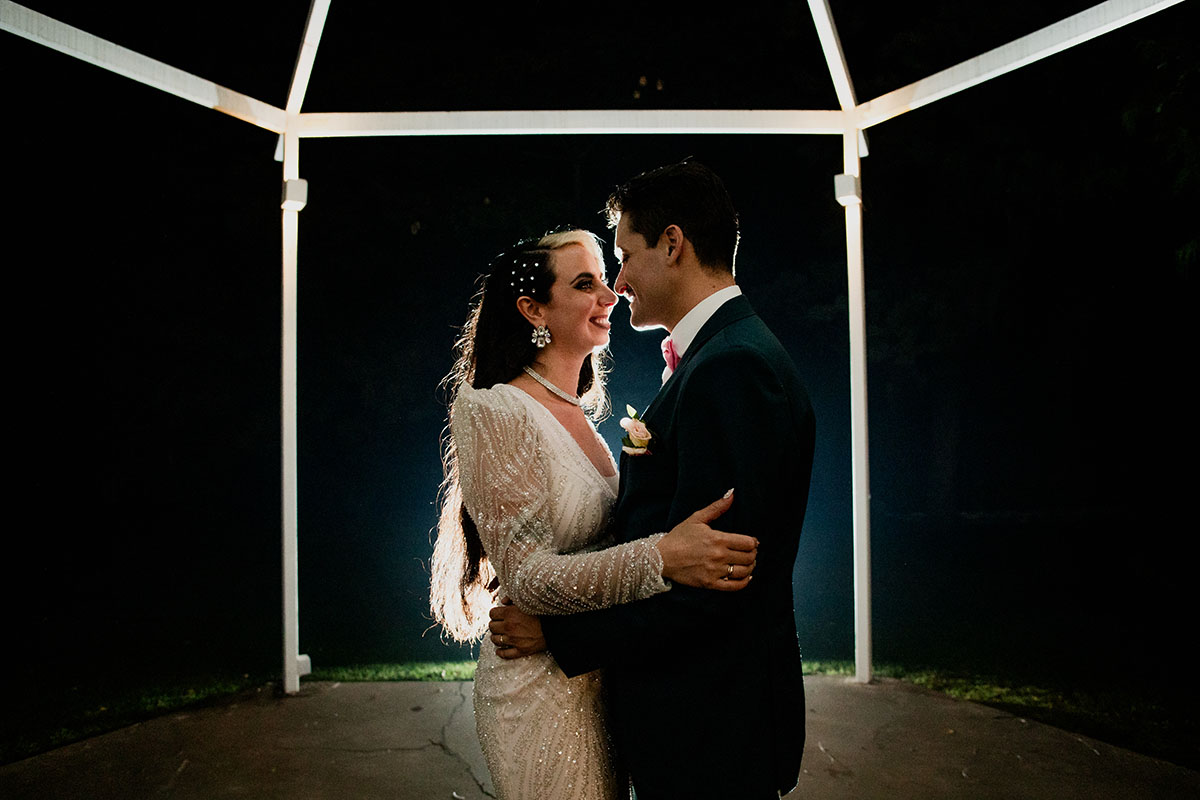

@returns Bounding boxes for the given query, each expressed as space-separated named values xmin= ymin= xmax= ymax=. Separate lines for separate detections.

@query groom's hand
xmin=489 ymin=598 xmax=547 ymax=659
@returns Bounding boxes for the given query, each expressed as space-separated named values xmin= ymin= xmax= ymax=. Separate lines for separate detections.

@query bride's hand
xmin=656 ymin=490 xmax=757 ymax=591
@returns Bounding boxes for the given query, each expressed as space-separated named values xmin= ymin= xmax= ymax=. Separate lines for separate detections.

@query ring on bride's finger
xmin=498 ymin=634 xmax=505 ymax=646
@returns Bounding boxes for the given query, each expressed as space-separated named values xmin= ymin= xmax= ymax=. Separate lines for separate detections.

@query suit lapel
xmin=642 ymin=295 xmax=755 ymax=421
xmin=614 ymin=294 xmax=756 ymax=539
xmin=675 ymin=294 xmax=755 ymax=372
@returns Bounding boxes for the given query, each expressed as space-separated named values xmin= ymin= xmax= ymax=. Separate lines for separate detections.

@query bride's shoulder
xmin=453 ymin=383 xmax=530 ymax=423
xmin=451 ymin=384 xmax=542 ymax=454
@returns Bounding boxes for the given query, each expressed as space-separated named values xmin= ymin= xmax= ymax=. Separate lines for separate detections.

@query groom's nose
xmin=612 ymin=267 xmax=629 ymax=298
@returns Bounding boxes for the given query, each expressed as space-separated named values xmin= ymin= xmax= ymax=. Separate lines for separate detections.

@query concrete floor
xmin=2 ymin=676 xmax=1196 ymax=799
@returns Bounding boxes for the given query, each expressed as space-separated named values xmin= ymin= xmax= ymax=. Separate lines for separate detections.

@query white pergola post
xmin=280 ymin=130 xmax=309 ymax=694
xmin=810 ymin=0 xmax=872 ymax=684
xmin=836 ymin=133 xmax=871 ymax=683
xmin=278 ymin=0 xmax=330 ymax=695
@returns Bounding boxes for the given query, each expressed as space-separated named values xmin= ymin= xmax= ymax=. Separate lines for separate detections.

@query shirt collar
xmin=669 ymin=284 xmax=742 ymax=359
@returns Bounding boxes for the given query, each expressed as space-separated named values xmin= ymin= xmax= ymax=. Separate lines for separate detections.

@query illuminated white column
xmin=836 ymin=129 xmax=872 ymax=683
xmin=281 ymin=127 xmax=311 ymax=694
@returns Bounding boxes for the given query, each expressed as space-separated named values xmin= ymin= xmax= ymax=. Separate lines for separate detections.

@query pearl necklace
xmin=523 ymin=366 xmax=581 ymax=406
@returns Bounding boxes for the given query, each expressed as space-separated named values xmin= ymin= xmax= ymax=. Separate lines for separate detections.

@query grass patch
xmin=1 ymin=672 xmax=272 ymax=766
xmin=308 ymin=661 xmax=477 ymax=682
xmin=2 ymin=662 xmax=476 ymax=763
xmin=802 ymin=660 xmax=857 ymax=676
xmin=904 ymin=669 xmax=1197 ymax=771
xmin=810 ymin=661 xmax=1199 ymax=771
xmin=306 ymin=659 xmax=863 ymax=683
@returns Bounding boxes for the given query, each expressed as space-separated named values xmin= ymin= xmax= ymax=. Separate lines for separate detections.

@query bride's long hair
xmin=430 ymin=230 xmax=611 ymax=642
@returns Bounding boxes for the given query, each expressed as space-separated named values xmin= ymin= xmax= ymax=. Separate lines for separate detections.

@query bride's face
xmin=542 ymin=244 xmax=617 ymax=353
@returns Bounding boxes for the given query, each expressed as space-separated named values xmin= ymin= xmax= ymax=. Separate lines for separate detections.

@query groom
xmin=491 ymin=161 xmax=815 ymax=799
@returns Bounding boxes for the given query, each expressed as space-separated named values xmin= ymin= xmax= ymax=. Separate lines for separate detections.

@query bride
xmin=430 ymin=229 xmax=757 ymax=799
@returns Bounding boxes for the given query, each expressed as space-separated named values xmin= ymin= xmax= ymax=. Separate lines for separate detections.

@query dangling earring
xmin=531 ymin=325 xmax=552 ymax=348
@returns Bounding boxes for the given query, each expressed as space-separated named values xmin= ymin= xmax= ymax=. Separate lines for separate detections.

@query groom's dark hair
xmin=605 ymin=159 xmax=739 ymax=273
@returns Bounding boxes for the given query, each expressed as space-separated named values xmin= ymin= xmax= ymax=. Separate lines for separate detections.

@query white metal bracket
xmin=834 ymin=173 xmax=862 ymax=206
xmin=281 ymin=179 xmax=308 ymax=211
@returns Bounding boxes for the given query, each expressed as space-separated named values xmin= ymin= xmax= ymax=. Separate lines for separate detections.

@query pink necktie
xmin=661 ymin=336 xmax=680 ymax=372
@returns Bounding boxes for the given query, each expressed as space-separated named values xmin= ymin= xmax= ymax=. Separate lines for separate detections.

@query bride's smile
xmin=538 ymin=243 xmax=618 ymax=353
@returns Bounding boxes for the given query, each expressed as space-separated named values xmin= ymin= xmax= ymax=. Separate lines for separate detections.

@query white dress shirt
xmin=661 ymin=284 xmax=742 ymax=383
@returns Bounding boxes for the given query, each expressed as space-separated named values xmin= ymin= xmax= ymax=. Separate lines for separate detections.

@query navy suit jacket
xmin=542 ymin=295 xmax=816 ymax=799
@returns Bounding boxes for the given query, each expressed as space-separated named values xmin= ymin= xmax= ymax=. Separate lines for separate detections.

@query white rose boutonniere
xmin=620 ymin=404 xmax=653 ymax=456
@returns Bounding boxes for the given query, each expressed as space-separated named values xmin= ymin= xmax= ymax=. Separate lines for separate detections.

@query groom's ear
xmin=515 ymin=296 xmax=544 ymax=326
xmin=661 ymin=224 xmax=684 ymax=265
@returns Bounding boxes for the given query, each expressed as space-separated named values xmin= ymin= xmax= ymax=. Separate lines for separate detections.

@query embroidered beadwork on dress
xmin=451 ymin=383 xmax=669 ymax=799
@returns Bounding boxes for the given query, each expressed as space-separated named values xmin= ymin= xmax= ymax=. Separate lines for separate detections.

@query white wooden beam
xmin=294 ymin=109 xmax=847 ymax=137
xmin=807 ymin=0 xmax=869 ymax=156
xmin=285 ymin=0 xmax=332 ymax=114
xmin=854 ymin=0 xmax=1185 ymax=129
xmin=807 ymin=0 xmax=858 ymax=110
xmin=1 ymin=0 xmax=287 ymax=133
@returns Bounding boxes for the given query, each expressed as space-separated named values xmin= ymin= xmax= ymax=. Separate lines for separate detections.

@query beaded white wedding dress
xmin=452 ymin=384 xmax=670 ymax=800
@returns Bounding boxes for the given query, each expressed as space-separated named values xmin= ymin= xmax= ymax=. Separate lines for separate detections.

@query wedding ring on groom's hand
xmin=725 ymin=563 xmax=735 ymax=580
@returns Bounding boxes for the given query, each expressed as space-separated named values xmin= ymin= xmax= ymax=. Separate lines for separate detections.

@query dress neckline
xmin=496 ymin=383 xmax=619 ymax=490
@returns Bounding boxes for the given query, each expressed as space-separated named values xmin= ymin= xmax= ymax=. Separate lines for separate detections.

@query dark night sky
xmin=2 ymin=0 xmax=1195 ymax=696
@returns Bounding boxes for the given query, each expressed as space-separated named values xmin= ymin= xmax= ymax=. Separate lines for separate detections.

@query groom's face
xmin=613 ymin=213 xmax=670 ymax=331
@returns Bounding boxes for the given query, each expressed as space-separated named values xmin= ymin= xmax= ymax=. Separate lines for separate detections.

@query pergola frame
xmin=2 ymin=0 xmax=1183 ymax=693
